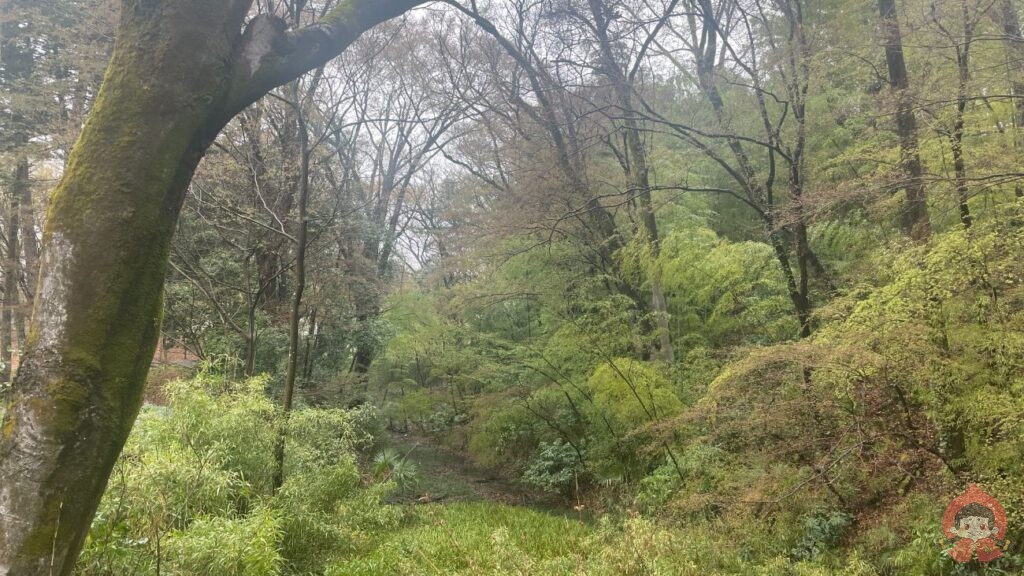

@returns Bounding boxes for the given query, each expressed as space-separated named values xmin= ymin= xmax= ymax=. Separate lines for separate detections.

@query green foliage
xmin=330 ymin=508 xmax=885 ymax=576
xmin=76 ymin=201 xmax=1024 ymax=576
xmin=19 ymin=0 xmax=1024 ymax=572
xmin=634 ymin=462 xmax=682 ymax=512
xmin=668 ymin=205 xmax=1024 ymax=570
xmin=585 ymin=358 xmax=683 ymax=480
xmin=635 ymin=442 xmax=728 ymax=515
xmin=285 ymin=405 xmax=379 ymax=473
xmin=162 ymin=508 xmax=283 ymax=576
xmin=790 ymin=510 xmax=854 ymax=561
xmin=325 ymin=502 xmax=593 ymax=576
xmin=468 ymin=396 xmax=542 ymax=471
xmin=373 ymin=448 xmax=420 ymax=491
xmin=657 ymin=228 xmax=798 ymax=346
xmin=163 ymin=374 xmax=279 ymax=493
xmin=355 ymin=202 xmax=1024 ymax=575
xmin=587 ymin=358 xmax=682 ymax=429
xmin=76 ymin=373 xmax=398 ymax=576
xmin=522 ymin=439 xmax=581 ymax=495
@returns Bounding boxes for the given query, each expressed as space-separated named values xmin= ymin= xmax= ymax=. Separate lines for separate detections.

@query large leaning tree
xmin=0 ymin=0 xmax=425 ymax=573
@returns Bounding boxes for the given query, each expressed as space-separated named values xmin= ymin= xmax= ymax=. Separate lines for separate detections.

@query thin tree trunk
xmin=245 ymin=302 xmax=258 ymax=376
xmin=301 ymin=305 xmax=316 ymax=381
xmin=0 ymin=284 xmax=6 ymax=387
xmin=950 ymin=86 xmax=972 ymax=226
xmin=693 ymin=0 xmax=814 ymax=336
xmin=8 ymin=166 xmax=25 ymax=368
xmin=0 ymin=2 xmax=423 ymax=573
xmin=783 ymin=0 xmax=816 ymax=337
xmin=878 ymin=0 xmax=931 ymax=240
xmin=242 ymin=256 xmax=264 ymax=377
xmin=5 ymin=165 xmax=21 ymax=381
xmin=950 ymin=108 xmax=972 ymax=227
xmin=588 ymin=0 xmax=675 ymax=362
xmin=1000 ymin=0 xmax=1024 ymax=197
xmin=769 ymin=227 xmax=811 ymax=338
xmin=17 ymin=161 xmax=39 ymax=302
xmin=1000 ymin=0 xmax=1024 ymax=128
xmin=351 ymin=328 xmax=375 ymax=374
xmin=273 ymin=81 xmax=311 ymax=491
xmin=949 ymin=0 xmax=973 ymax=227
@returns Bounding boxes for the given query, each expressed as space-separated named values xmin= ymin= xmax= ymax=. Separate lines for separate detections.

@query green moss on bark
xmin=1 ymin=415 xmax=13 ymax=441
xmin=0 ymin=2 xmax=423 ymax=573
xmin=0 ymin=1 xmax=244 ymax=573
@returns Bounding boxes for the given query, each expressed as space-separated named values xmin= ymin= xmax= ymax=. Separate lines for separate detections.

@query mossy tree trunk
xmin=0 ymin=1 xmax=423 ymax=574
xmin=3 ymin=162 xmax=22 ymax=384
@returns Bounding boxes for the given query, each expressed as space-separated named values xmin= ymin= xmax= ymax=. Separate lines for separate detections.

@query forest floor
xmin=380 ymin=430 xmax=548 ymax=508
xmin=327 ymin=430 xmax=597 ymax=574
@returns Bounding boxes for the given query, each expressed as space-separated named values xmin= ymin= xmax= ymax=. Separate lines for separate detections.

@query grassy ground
xmin=329 ymin=432 xmax=596 ymax=575
xmin=327 ymin=501 xmax=594 ymax=575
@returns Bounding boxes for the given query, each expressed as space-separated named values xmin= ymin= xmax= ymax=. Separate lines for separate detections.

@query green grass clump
xmin=327 ymin=502 xmax=592 ymax=575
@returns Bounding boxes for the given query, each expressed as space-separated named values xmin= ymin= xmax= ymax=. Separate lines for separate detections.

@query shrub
xmin=373 ymin=447 xmax=420 ymax=491
xmin=76 ymin=372 xmax=397 ymax=575
xmin=522 ymin=439 xmax=582 ymax=495
xmin=585 ymin=358 xmax=683 ymax=481
xmin=163 ymin=508 xmax=283 ymax=576
xmin=790 ymin=510 xmax=854 ymax=561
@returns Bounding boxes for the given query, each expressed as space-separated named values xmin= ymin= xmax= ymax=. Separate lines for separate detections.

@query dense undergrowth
xmin=59 ymin=373 xmax=931 ymax=575
xmin=359 ymin=202 xmax=1024 ymax=575
xmin=69 ymin=204 xmax=1024 ymax=575
xmin=0 ymin=221 xmax=1007 ymax=576
xmin=74 ymin=373 xmax=392 ymax=575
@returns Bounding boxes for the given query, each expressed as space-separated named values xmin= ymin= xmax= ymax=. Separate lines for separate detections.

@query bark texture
xmin=0 ymin=1 xmax=423 ymax=574
xmin=3 ymin=160 xmax=23 ymax=384
xmin=947 ymin=0 xmax=974 ymax=227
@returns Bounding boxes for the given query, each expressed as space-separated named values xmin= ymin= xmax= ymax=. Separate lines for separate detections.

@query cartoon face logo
xmin=952 ymin=504 xmax=998 ymax=541
xmin=943 ymin=485 xmax=1006 ymax=563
